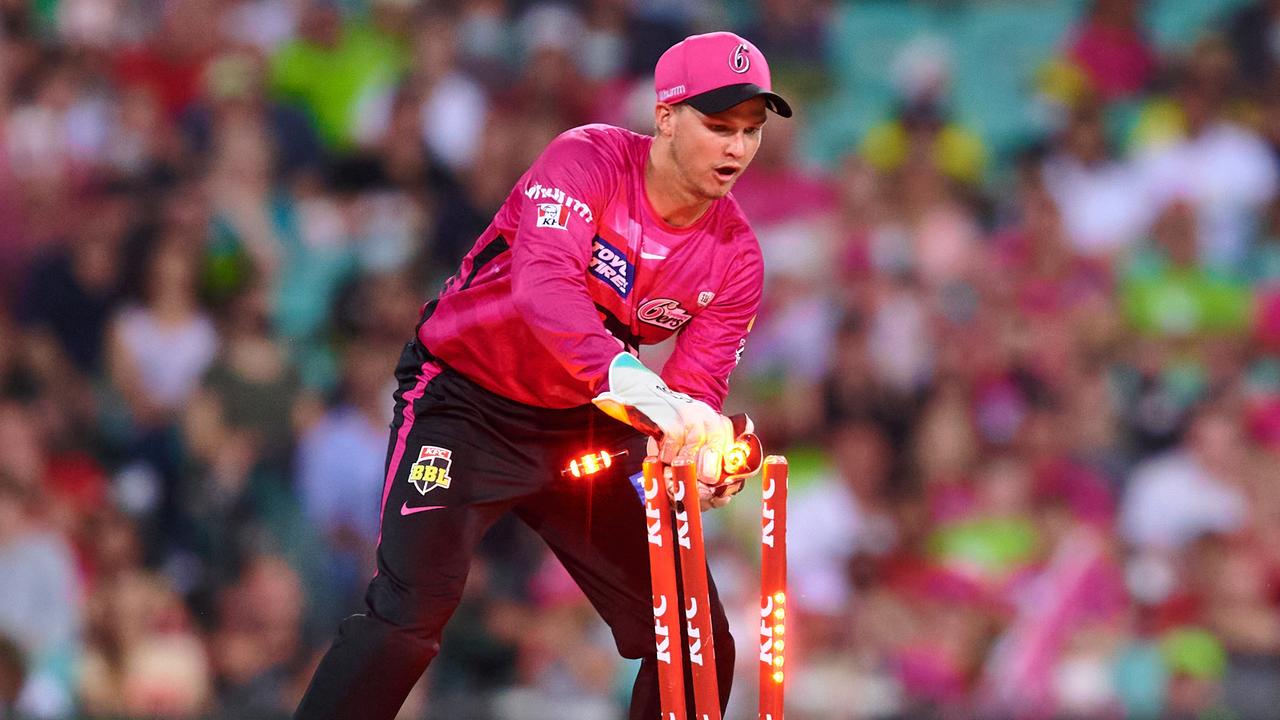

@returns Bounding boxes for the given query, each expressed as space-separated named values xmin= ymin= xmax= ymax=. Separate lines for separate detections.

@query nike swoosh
xmin=400 ymin=501 xmax=446 ymax=516
xmin=640 ymin=252 xmax=667 ymax=260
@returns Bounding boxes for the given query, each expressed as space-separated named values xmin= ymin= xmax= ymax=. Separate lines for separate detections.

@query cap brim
xmin=684 ymin=83 xmax=793 ymax=118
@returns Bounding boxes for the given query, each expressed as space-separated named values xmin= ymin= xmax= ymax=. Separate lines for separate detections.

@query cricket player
xmin=294 ymin=31 xmax=791 ymax=720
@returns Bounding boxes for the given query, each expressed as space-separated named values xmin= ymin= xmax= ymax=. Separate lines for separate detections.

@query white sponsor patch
xmin=525 ymin=182 xmax=593 ymax=223
xmin=536 ymin=203 xmax=569 ymax=229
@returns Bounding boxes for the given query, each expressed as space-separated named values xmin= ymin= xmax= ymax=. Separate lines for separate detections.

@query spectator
xmin=16 ymin=181 xmax=138 ymax=370
xmin=495 ymin=556 xmax=619 ymax=720
xmin=208 ymin=554 xmax=305 ymax=717
xmin=1120 ymin=406 xmax=1248 ymax=552
xmin=104 ymin=233 xmax=218 ymax=552
xmin=1225 ymin=0 xmax=1280 ymax=92
xmin=79 ymin=562 xmax=212 ymax=717
xmin=1120 ymin=201 xmax=1253 ymax=339
xmin=925 ymin=455 xmax=1042 ymax=590
xmin=0 ymin=465 xmax=82 ymax=719
xmin=204 ymin=96 xmax=358 ymax=374
xmin=453 ymin=0 xmax=515 ymax=74
xmin=912 ymin=377 xmax=981 ymax=489
xmin=865 ymin=273 xmax=937 ymax=396
xmin=189 ymin=283 xmax=310 ymax=474
xmin=886 ymin=153 xmax=984 ymax=291
xmin=1063 ymin=0 xmax=1157 ymax=101
xmin=579 ymin=0 xmax=630 ymax=83
xmin=1130 ymin=37 xmax=1277 ymax=268
xmin=821 ymin=309 xmax=923 ymax=451
xmin=1193 ymin=539 xmax=1280 ymax=720
xmin=734 ymin=265 xmax=838 ymax=443
xmin=182 ymin=50 xmax=324 ymax=182
xmin=113 ymin=0 xmax=220 ymax=119
xmin=861 ymin=98 xmax=988 ymax=192
xmin=1159 ymin=627 xmax=1231 ymax=719
xmin=500 ymin=4 xmax=596 ymax=141
xmin=294 ymin=338 xmax=390 ymax=625
xmin=788 ymin=421 xmax=897 ymax=624
xmin=1041 ymin=100 xmax=1149 ymax=257
xmin=992 ymin=180 xmax=1111 ymax=322
xmin=269 ymin=0 xmax=408 ymax=150
xmin=106 ymin=236 xmax=218 ymax=429
xmin=860 ymin=36 xmax=987 ymax=189
xmin=4 ymin=51 xmax=96 ymax=191
xmin=0 ymin=636 xmax=26 ymax=720
xmin=358 ymin=11 xmax=489 ymax=173
xmin=221 ymin=0 xmax=302 ymax=55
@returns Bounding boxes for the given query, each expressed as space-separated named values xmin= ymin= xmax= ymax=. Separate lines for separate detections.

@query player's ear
xmin=654 ymin=102 xmax=677 ymax=138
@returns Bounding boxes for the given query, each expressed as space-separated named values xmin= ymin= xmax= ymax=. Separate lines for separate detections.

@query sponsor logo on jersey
xmin=536 ymin=203 xmax=570 ymax=229
xmin=408 ymin=445 xmax=453 ymax=494
xmin=525 ymin=182 xmax=593 ymax=223
xmin=638 ymin=298 xmax=693 ymax=331
xmin=697 ymin=290 xmax=715 ymax=307
xmin=590 ymin=236 xmax=633 ymax=297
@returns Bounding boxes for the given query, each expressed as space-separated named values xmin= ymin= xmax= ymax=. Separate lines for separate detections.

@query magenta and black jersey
xmin=417 ymin=124 xmax=764 ymax=410
xmin=296 ymin=123 xmax=754 ymax=720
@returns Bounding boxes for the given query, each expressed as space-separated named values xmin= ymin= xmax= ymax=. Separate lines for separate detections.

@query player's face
xmin=670 ymin=98 xmax=767 ymax=200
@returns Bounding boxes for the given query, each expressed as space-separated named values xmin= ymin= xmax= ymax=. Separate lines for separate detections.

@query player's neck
xmin=645 ymin=144 xmax=712 ymax=228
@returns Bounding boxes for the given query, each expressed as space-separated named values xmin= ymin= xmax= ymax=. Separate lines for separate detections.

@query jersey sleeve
xmin=660 ymin=241 xmax=764 ymax=410
xmin=509 ymin=128 xmax=625 ymax=393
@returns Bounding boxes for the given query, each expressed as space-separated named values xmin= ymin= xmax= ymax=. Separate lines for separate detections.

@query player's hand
xmin=647 ymin=437 xmax=741 ymax=511
xmin=593 ymin=353 xmax=731 ymax=464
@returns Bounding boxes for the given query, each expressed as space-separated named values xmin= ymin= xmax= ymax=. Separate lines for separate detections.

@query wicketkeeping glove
xmin=592 ymin=353 xmax=732 ymax=465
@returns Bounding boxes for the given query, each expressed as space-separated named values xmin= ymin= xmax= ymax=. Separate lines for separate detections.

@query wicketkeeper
xmin=294 ymin=31 xmax=791 ymax=720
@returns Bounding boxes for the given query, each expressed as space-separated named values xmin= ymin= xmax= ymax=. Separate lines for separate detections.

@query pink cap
xmin=654 ymin=32 xmax=793 ymax=118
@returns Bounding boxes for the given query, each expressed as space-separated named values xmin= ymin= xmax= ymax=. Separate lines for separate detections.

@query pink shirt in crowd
xmin=418 ymin=124 xmax=764 ymax=409
xmin=1067 ymin=19 xmax=1157 ymax=100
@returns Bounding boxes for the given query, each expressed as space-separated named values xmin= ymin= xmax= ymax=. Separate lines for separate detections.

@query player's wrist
xmin=592 ymin=352 xmax=695 ymax=438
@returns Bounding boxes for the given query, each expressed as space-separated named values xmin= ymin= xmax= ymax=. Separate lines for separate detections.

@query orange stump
xmin=758 ymin=456 xmax=788 ymax=720
xmin=644 ymin=454 xmax=787 ymax=720
xmin=643 ymin=458 xmax=688 ymax=720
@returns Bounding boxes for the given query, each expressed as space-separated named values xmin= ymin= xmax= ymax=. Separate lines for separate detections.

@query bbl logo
xmin=409 ymin=445 xmax=453 ymax=494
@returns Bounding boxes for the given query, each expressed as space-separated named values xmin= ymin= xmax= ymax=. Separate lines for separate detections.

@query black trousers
xmin=294 ymin=341 xmax=735 ymax=720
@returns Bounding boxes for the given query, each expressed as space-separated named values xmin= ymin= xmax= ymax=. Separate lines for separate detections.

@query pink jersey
xmin=418 ymin=124 xmax=764 ymax=410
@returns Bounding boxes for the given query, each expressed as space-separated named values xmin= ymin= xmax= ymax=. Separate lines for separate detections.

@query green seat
xmin=810 ymin=2 xmax=940 ymax=166
xmin=1146 ymin=0 xmax=1254 ymax=50
xmin=829 ymin=2 xmax=939 ymax=101
xmin=950 ymin=2 xmax=1079 ymax=160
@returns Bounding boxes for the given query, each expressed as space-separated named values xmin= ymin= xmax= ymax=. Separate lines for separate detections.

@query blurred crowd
xmin=1 ymin=0 xmax=1280 ymax=718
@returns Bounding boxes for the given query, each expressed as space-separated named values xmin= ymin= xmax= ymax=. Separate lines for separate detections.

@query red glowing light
xmin=563 ymin=450 xmax=623 ymax=478
xmin=723 ymin=442 xmax=750 ymax=475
